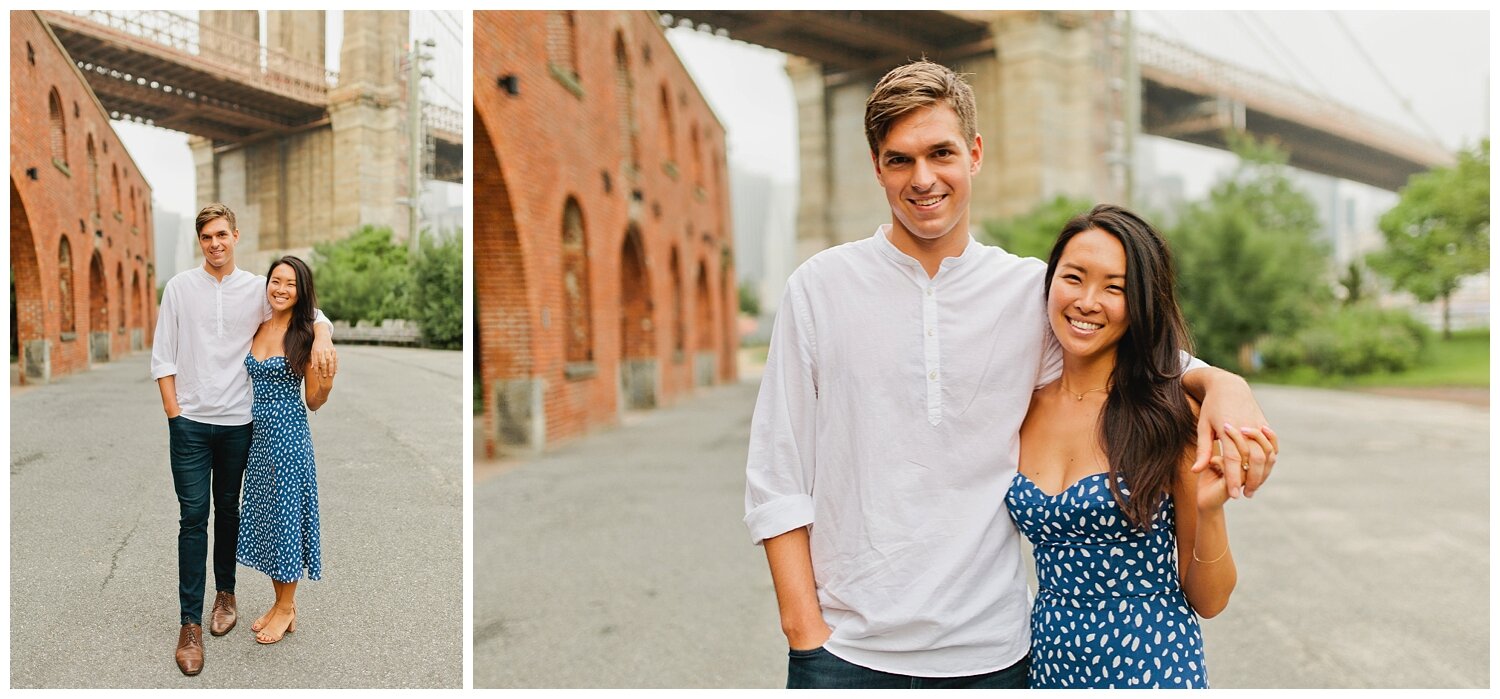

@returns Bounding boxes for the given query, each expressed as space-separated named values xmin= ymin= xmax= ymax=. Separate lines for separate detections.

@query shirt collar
xmin=873 ymin=224 xmax=978 ymax=271
xmin=196 ymin=264 xmax=242 ymax=285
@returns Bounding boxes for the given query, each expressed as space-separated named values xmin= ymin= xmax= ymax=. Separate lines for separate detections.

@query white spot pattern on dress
xmin=1006 ymin=471 xmax=1206 ymax=688
xmin=235 ymin=353 xmax=322 ymax=583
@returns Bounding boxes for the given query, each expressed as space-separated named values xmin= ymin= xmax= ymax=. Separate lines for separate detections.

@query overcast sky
xmin=666 ymin=10 xmax=1489 ymax=194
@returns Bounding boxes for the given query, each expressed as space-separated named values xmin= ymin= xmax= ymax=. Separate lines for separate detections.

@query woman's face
xmin=267 ymin=263 xmax=299 ymax=314
xmin=1048 ymin=228 xmax=1129 ymax=361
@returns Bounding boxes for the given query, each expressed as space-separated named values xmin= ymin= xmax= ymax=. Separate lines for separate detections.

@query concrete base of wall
xmin=619 ymin=358 xmax=659 ymax=411
xmin=90 ymin=332 xmax=111 ymax=364
xmin=495 ymin=377 xmax=544 ymax=453
xmin=694 ymin=352 xmax=717 ymax=388
xmin=23 ymin=339 xmax=50 ymax=383
xmin=130 ymin=328 xmax=144 ymax=352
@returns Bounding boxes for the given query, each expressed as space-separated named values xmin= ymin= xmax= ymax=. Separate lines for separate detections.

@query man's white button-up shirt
xmin=744 ymin=225 xmax=1062 ymax=677
xmin=151 ymin=266 xmax=328 ymax=426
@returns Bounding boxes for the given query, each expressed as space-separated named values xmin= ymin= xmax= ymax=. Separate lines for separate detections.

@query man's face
xmin=872 ymin=104 xmax=982 ymax=244
xmin=198 ymin=216 xmax=238 ymax=269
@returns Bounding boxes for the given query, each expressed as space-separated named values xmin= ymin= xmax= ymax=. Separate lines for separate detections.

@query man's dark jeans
xmin=787 ymin=647 xmax=1030 ymax=689
xmin=168 ymin=415 xmax=252 ymax=625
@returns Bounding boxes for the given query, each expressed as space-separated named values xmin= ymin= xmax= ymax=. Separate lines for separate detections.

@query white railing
xmin=50 ymin=10 xmax=337 ymax=104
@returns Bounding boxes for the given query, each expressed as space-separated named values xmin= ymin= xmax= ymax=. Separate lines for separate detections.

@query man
xmin=744 ymin=61 xmax=1277 ymax=688
xmin=151 ymin=203 xmax=337 ymax=675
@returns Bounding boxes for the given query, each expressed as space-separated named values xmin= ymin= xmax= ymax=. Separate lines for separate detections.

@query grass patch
xmin=1256 ymin=328 xmax=1489 ymax=389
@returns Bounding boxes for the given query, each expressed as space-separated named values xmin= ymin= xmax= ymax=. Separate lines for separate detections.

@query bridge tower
xmin=189 ymin=11 xmax=412 ymax=272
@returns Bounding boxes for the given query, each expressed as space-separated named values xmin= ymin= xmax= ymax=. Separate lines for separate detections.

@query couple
xmin=744 ymin=61 xmax=1278 ymax=688
xmin=151 ymin=203 xmax=336 ymax=675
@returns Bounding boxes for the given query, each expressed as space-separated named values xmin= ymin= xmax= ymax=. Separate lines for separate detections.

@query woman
xmin=1005 ymin=205 xmax=1273 ymax=687
xmin=236 ymin=255 xmax=332 ymax=644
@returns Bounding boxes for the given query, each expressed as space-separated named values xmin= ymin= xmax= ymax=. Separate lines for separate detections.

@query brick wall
xmin=10 ymin=11 xmax=156 ymax=383
xmin=475 ymin=10 xmax=738 ymax=456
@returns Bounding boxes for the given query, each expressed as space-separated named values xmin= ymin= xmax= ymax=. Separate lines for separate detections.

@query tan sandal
xmin=254 ymin=606 xmax=297 ymax=644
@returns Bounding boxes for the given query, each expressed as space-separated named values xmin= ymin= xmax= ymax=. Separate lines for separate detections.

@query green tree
xmin=981 ymin=195 xmax=1095 ymax=260
xmin=410 ymin=230 xmax=463 ymax=349
xmin=1167 ymin=133 xmax=1331 ymax=370
xmin=738 ymin=281 xmax=760 ymax=317
xmin=310 ymin=225 xmax=412 ymax=323
xmin=1368 ymin=139 xmax=1489 ymax=338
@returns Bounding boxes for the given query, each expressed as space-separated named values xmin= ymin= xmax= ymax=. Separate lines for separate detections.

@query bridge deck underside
xmin=1142 ymin=77 xmax=1439 ymax=192
xmin=663 ymin=10 xmax=991 ymax=73
xmin=49 ymin=23 xmax=329 ymax=143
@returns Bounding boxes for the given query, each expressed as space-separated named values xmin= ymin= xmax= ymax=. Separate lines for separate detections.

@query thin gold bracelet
xmin=1193 ymin=543 xmax=1231 ymax=564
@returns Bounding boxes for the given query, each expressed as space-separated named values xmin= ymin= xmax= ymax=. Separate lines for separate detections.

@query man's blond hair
xmin=864 ymin=60 xmax=978 ymax=155
xmin=195 ymin=203 xmax=237 ymax=234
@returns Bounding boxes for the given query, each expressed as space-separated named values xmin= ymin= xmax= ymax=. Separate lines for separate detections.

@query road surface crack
xmin=101 ymin=512 xmax=142 ymax=592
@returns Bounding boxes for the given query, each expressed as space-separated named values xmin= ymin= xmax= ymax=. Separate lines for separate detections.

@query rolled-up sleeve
xmin=744 ymin=274 xmax=819 ymax=545
xmin=1181 ymin=350 xmax=1209 ymax=373
xmin=150 ymin=280 xmax=179 ymax=380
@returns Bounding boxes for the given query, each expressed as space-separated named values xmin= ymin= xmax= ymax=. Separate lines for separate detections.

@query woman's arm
xmin=1175 ymin=447 xmax=1237 ymax=619
xmin=305 ymin=361 xmax=333 ymax=411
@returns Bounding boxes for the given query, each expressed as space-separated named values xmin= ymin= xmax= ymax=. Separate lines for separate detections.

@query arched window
xmin=86 ymin=135 xmax=99 ymax=214
xmin=561 ymin=198 xmax=593 ymax=364
xmin=690 ymin=123 xmax=703 ymax=189
xmin=117 ymin=262 xmax=126 ymax=331
xmin=669 ymin=245 xmax=684 ymax=356
xmin=48 ymin=88 xmax=67 ymax=167
xmin=546 ymin=11 xmax=579 ymax=83
xmin=58 ymin=236 xmax=75 ymax=334
xmin=659 ymin=85 xmax=675 ymax=165
xmin=614 ymin=33 xmax=638 ymax=173
xmin=129 ymin=187 xmax=137 ymax=228
xmin=111 ymin=164 xmax=121 ymax=215
xmin=132 ymin=270 xmax=142 ymax=331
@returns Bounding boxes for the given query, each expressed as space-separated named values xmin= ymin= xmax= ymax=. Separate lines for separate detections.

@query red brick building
xmin=11 ymin=11 xmax=155 ymax=384
xmin=476 ymin=10 xmax=738 ymax=456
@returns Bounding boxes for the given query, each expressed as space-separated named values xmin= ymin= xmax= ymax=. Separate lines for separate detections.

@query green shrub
xmin=410 ymin=231 xmax=462 ymax=349
xmin=1260 ymin=306 xmax=1432 ymax=376
xmin=311 ymin=225 xmax=412 ymax=323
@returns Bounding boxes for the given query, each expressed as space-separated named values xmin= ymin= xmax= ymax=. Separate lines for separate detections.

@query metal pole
xmin=407 ymin=41 xmax=424 ymax=255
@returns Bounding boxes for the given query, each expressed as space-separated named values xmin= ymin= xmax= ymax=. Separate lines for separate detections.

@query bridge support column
xmin=330 ymin=10 xmax=411 ymax=244
xmin=788 ymin=56 xmax=835 ymax=264
xmin=985 ymin=11 xmax=1124 ymax=219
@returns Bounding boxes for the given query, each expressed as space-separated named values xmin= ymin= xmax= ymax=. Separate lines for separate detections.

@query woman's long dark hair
xmin=266 ymin=255 xmax=318 ymax=378
xmin=1044 ymin=204 xmax=1197 ymax=531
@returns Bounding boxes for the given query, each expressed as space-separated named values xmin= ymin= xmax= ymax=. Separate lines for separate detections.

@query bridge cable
xmin=1326 ymin=11 xmax=1446 ymax=147
xmin=1244 ymin=12 xmax=1336 ymax=100
xmin=1230 ymin=12 xmax=1321 ymax=99
xmin=423 ymin=10 xmax=465 ymax=47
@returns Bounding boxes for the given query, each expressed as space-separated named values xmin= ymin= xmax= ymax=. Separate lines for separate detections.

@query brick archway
xmin=618 ymin=225 xmax=656 ymax=409
xmin=475 ymin=112 xmax=537 ymax=456
xmin=131 ymin=269 xmax=144 ymax=350
xmin=693 ymin=259 xmax=716 ymax=386
xmin=10 ymin=180 xmax=47 ymax=383
xmin=89 ymin=250 xmax=109 ymax=364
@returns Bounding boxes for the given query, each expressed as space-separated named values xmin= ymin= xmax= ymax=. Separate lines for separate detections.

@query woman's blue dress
xmin=236 ymin=353 xmax=322 ymax=582
xmin=1006 ymin=471 xmax=1206 ymax=688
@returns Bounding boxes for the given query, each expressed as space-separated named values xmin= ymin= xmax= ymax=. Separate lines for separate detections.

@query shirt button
xmin=929 ymin=370 xmax=937 ymax=380
xmin=927 ymin=328 xmax=934 ymax=336
xmin=926 ymin=287 xmax=934 ymax=296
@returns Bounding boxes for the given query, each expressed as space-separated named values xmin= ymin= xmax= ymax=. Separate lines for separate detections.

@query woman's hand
xmin=1197 ymin=454 xmax=1233 ymax=513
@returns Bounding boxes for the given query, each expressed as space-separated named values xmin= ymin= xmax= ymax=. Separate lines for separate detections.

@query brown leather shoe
xmin=175 ymin=623 xmax=204 ymax=676
xmin=209 ymin=591 xmax=238 ymax=636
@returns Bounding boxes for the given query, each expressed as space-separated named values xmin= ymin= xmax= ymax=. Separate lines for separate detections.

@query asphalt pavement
xmin=474 ymin=377 xmax=1488 ymax=688
xmin=10 ymin=345 xmax=463 ymax=688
